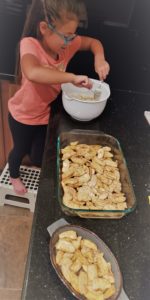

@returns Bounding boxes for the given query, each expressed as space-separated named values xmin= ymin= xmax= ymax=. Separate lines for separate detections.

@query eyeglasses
xmin=47 ymin=22 xmax=77 ymax=45
xmin=42 ymin=0 xmax=77 ymax=45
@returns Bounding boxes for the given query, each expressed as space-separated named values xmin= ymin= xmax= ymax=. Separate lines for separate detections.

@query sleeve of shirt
xmin=65 ymin=35 xmax=82 ymax=62
xmin=20 ymin=37 xmax=39 ymax=59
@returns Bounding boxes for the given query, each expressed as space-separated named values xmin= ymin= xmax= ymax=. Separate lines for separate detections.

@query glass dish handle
xmin=47 ymin=218 xmax=69 ymax=237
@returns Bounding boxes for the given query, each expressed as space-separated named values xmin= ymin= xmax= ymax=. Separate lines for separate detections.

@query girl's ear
xmin=39 ymin=21 xmax=48 ymax=36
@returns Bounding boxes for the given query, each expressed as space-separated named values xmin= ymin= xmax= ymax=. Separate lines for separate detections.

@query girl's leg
xmin=8 ymin=113 xmax=36 ymax=194
xmin=30 ymin=125 xmax=47 ymax=167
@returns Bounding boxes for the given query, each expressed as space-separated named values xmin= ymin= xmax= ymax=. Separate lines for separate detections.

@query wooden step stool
xmin=0 ymin=164 xmax=40 ymax=212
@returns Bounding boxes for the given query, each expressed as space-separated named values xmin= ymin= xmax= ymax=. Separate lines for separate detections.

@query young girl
xmin=8 ymin=0 xmax=110 ymax=195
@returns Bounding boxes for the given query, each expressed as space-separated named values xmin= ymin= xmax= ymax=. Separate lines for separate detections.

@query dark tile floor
xmin=0 ymin=206 xmax=33 ymax=300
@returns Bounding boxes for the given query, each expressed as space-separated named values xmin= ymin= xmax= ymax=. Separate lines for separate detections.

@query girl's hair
xmin=22 ymin=0 xmax=88 ymax=38
xmin=15 ymin=0 xmax=88 ymax=83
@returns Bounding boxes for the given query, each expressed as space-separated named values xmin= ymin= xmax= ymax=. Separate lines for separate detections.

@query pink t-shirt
xmin=8 ymin=36 xmax=81 ymax=125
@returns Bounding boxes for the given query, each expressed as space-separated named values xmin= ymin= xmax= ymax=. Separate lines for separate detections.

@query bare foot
xmin=10 ymin=177 xmax=27 ymax=195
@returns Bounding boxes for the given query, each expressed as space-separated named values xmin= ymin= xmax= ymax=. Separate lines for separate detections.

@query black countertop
xmin=22 ymin=90 xmax=150 ymax=300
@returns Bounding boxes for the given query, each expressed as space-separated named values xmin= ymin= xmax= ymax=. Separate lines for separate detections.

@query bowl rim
xmin=62 ymin=81 xmax=111 ymax=104
xmin=49 ymin=224 xmax=123 ymax=300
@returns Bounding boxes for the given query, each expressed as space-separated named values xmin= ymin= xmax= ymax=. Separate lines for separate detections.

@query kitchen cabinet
xmin=0 ymin=79 xmax=38 ymax=170
xmin=0 ymin=87 xmax=5 ymax=169
xmin=0 ymin=80 xmax=18 ymax=170
xmin=0 ymin=0 xmax=31 ymax=76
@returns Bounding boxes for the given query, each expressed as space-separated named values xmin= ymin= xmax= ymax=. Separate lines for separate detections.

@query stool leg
xmin=30 ymin=204 xmax=35 ymax=213
xmin=0 ymin=189 xmax=6 ymax=206
xmin=29 ymin=195 xmax=36 ymax=212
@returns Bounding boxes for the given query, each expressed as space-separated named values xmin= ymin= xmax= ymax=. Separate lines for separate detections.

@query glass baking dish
xmin=50 ymin=224 xmax=123 ymax=300
xmin=57 ymin=130 xmax=136 ymax=219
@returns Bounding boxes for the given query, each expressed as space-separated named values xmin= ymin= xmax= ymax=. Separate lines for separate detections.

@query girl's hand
xmin=95 ymin=58 xmax=110 ymax=81
xmin=72 ymin=75 xmax=93 ymax=89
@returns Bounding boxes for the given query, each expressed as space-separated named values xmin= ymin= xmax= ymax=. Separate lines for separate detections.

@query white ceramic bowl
xmin=61 ymin=79 xmax=110 ymax=121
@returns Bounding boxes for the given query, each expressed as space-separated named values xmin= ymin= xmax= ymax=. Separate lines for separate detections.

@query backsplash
xmin=0 ymin=0 xmax=149 ymax=93
xmin=68 ymin=0 xmax=150 ymax=94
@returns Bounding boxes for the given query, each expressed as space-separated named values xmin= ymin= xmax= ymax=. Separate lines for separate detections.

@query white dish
xmin=61 ymin=79 xmax=111 ymax=121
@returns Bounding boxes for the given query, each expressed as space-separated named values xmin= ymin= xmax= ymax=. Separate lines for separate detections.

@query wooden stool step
xmin=0 ymin=164 xmax=40 ymax=212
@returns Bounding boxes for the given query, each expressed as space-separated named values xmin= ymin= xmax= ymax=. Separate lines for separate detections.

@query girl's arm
xmin=79 ymin=36 xmax=110 ymax=81
xmin=21 ymin=54 xmax=92 ymax=87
